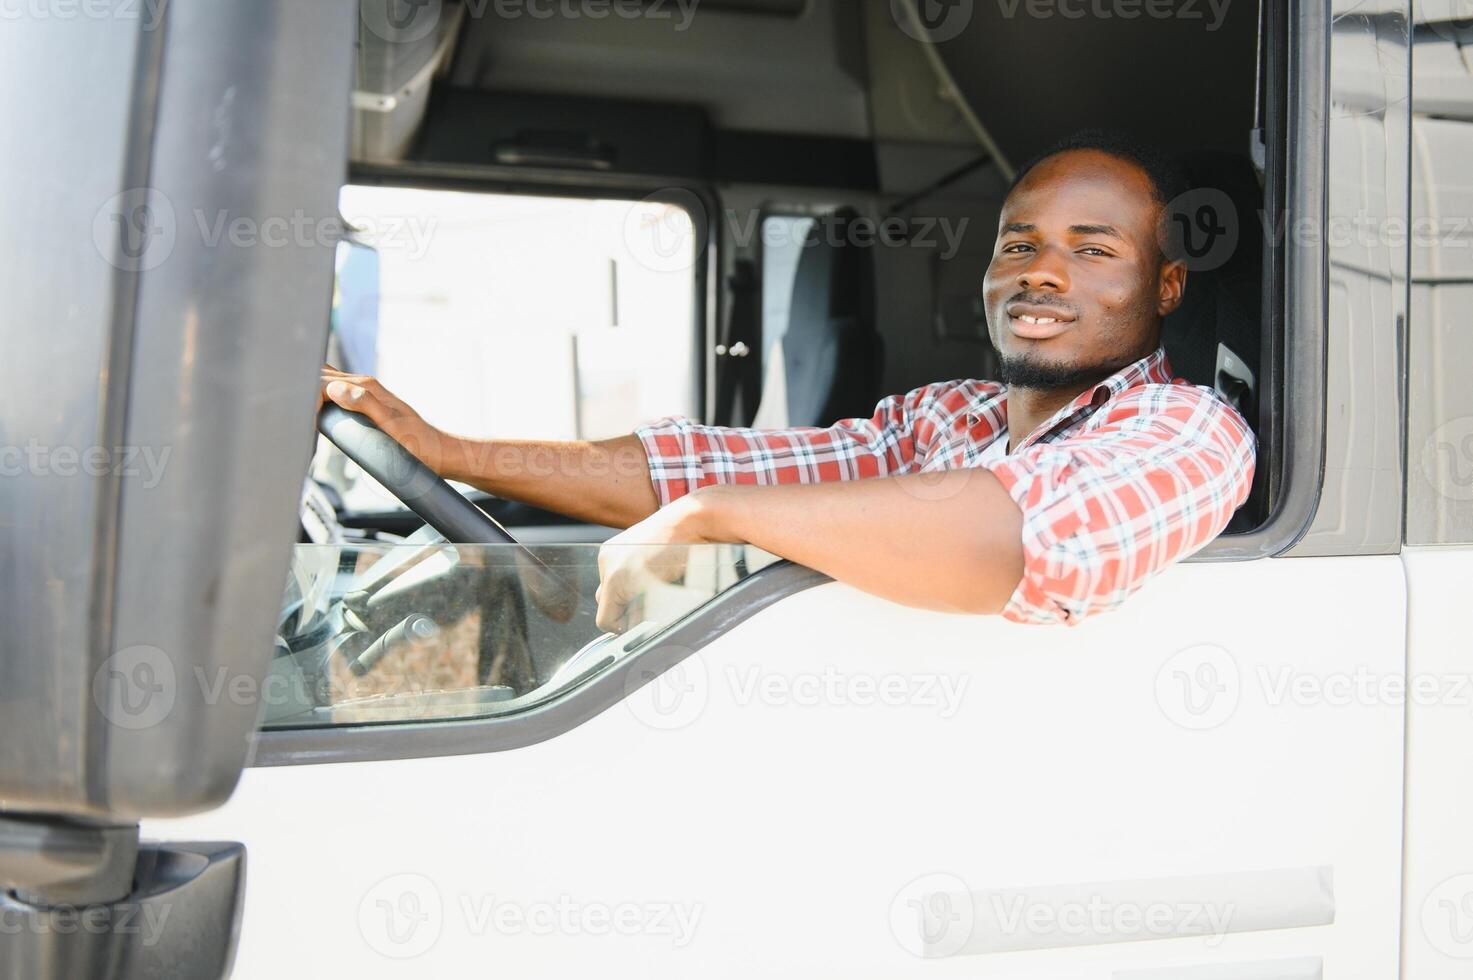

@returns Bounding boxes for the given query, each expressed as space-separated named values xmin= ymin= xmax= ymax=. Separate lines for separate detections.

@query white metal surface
xmin=1399 ymin=546 xmax=1473 ymax=978
xmin=149 ymin=556 xmax=1406 ymax=978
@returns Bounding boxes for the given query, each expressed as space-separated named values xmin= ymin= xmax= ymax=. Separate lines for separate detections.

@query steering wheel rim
xmin=317 ymin=405 xmax=518 ymax=545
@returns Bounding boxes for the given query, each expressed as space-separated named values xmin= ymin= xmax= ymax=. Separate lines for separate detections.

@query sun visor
xmin=353 ymin=0 xmax=465 ymax=163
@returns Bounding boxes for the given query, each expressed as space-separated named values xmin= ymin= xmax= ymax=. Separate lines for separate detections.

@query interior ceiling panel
xmin=450 ymin=0 xmax=871 ymax=138
xmin=912 ymin=0 xmax=1260 ymax=168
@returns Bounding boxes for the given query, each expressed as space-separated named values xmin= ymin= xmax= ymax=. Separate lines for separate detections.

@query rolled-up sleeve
xmin=634 ymin=384 xmax=961 ymax=506
xmin=985 ymin=389 xmax=1256 ymax=626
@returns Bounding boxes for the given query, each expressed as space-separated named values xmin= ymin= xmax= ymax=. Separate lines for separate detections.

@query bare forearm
xmin=318 ymin=371 xmax=659 ymax=527
xmin=685 ymin=471 xmax=1026 ymax=614
xmin=439 ymin=433 xmax=659 ymax=529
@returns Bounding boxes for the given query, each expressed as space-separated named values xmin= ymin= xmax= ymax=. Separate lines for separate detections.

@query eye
xmin=1002 ymin=242 xmax=1035 ymax=254
xmin=1078 ymin=246 xmax=1113 ymax=257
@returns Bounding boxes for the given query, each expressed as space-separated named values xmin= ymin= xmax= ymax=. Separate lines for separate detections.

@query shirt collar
xmin=1011 ymin=347 xmax=1176 ymax=451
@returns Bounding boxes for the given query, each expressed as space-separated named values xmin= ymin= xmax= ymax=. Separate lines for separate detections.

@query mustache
xmin=1006 ymin=292 xmax=1078 ymax=314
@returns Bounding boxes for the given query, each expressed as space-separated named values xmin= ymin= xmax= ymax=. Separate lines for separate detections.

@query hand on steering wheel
xmin=320 ymin=365 xmax=450 ymax=478
xmin=317 ymin=372 xmax=589 ymax=628
xmin=317 ymin=364 xmax=519 ymax=548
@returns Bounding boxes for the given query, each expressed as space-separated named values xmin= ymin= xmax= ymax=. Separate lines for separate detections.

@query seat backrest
xmin=1160 ymin=151 xmax=1264 ymax=419
xmin=765 ymin=207 xmax=883 ymax=428
xmin=1160 ymin=150 xmax=1266 ymax=532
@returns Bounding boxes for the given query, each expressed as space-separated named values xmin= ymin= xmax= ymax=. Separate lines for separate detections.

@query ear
xmin=1156 ymin=259 xmax=1187 ymax=317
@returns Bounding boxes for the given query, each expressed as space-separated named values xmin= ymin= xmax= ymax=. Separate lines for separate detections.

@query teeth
xmin=1018 ymin=315 xmax=1057 ymax=324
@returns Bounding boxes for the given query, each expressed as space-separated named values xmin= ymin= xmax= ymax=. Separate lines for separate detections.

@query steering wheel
xmin=318 ymin=403 xmax=587 ymax=616
xmin=317 ymin=405 xmax=519 ymax=545
xmin=313 ymin=406 xmax=613 ymax=693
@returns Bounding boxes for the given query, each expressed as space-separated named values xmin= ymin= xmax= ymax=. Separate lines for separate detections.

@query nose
xmin=1016 ymin=245 xmax=1069 ymax=293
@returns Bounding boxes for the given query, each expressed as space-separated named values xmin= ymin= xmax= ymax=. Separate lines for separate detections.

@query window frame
xmin=251 ymin=560 xmax=825 ymax=766
xmin=253 ymin=0 xmax=1336 ymax=766
xmin=1196 ymin=0 xmax=1323 ymax=560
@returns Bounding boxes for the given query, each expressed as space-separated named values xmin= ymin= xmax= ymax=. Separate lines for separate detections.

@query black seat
xmin=1160 ymin=151 xmax=1264 ymax=421
xmin=1160 ymin=150 xmax=1266 ymax=530
xmin=773 ymin=207 xmax=883 ymax=427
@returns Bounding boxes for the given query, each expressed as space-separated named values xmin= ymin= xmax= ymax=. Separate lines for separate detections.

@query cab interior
xmin=324 ymin=0 xmax=1279 ymax=543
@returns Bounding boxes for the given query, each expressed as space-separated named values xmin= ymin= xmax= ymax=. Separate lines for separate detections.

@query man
xmin=321 ymin=132 xmax=1256 ymax=630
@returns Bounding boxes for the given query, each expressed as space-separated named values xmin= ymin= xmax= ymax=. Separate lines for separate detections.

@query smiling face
xmin=984 ymin=148 xmax=1187 ymax=391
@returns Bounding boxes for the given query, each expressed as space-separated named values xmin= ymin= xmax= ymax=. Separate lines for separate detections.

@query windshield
xmin=264 ymin=540 xmax=776 ymax=730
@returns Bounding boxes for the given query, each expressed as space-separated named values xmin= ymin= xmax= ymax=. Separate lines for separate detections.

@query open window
xmin=259 ymin=0 xmax=1308 ymax=760
xmin=892 ymin=0 xmax=1283 ymax=537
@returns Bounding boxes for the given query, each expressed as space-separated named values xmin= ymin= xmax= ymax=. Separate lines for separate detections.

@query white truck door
xmin=147 ymin=0 xmax=1417 ymax=978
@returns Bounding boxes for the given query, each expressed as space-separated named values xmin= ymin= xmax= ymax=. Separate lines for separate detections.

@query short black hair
xmin=1008 ymin=130 xmax=1190 ymax=259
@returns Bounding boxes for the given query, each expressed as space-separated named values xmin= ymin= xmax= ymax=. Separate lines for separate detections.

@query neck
xmin=998 ymin=340 xmax=1161 ymax=450
xmin=1004 ymin=385 xmax=1090 ymax=452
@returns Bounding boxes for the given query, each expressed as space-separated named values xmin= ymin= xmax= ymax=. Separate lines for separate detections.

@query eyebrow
xmin=1001 ymin=221 xmax=1126 ymax=241
xmin=1069 ymin=223 xmax=1125 ymax=240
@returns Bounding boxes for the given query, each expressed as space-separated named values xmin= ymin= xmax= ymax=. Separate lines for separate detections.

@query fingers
xmin=322 ymin=377 xmax=368 ymax=409
xmin=322 ymin=378 xmax=374 ymax=422
xmin=595 ymin=548 xmax=639 ymax=634
xmin=594 ymin=576 xmax=625 ymax=634
xmin=320 ymin=364 xmax=354 ymax=414
xmin=319 ymin=370 xmax=390 ymax=429
xmin=594 ymin=533 xmax=692 ymax=634
xmin=318 ymin=363 xmax=339 ymax=412
xmin=316 ymin=367 xmax=449 ymax=476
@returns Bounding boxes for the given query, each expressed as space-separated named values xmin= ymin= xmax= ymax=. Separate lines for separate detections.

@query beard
xmin=997 ymin=347 xmax=1143 ymax=392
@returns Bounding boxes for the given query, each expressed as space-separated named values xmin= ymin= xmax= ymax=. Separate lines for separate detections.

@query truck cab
xmin=1 ymin=0 xmax=1469 ymax=977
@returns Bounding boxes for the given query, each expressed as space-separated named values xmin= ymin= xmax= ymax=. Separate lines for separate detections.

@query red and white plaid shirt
xmin=636 ymin=347 xmax=1256 ymax=626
